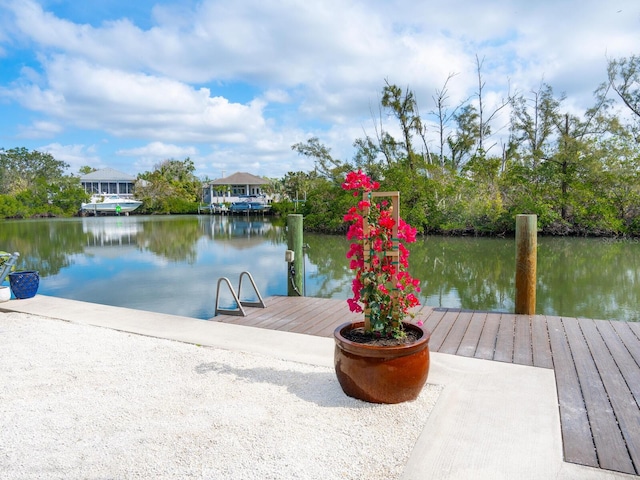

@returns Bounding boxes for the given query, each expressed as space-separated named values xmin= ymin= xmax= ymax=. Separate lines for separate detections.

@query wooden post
xmin=515 ymin=214 xmax=537 ymax=315
xmin=287 ymin=214 xmax=304 ymax=296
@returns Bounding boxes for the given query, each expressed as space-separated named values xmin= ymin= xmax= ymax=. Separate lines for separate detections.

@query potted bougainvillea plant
xmin=333 ymin=170 xmax=431 ymax=404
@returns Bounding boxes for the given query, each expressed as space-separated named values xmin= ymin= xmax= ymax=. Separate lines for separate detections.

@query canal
xmin=1 ymin=215 xmax=638 ymax=321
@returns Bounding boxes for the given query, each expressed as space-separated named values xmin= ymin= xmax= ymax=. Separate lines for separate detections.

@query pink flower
xmin=342 ymin=170 xmax=422 ymax=338
xmin=342 ymin=170 xmax=380 ymax=193
xmin=347 ymin=298 xmax=363 ymax=313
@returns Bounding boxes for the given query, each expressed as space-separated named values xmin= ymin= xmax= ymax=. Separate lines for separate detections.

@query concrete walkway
xmin=1 ymin=295 xmax=636 ymax=479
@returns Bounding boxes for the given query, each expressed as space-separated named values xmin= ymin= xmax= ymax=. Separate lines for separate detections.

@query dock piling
xmin=515 ymin=214 xmax=537 ymax=315
xmin=286 ymin=214 xmax=304 ymax=296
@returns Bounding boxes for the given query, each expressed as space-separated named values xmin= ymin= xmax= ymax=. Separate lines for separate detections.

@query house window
xmin=82 ymin=182 xmax=99 ymax=194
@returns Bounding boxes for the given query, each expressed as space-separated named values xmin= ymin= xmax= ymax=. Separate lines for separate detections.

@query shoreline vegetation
xmin=3 ymin=56 xmax=640 ymax=238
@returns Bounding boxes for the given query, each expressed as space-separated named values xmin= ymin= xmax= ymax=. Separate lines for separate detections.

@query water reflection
xmin=303 ymin=233 xmax=353 ymax=299
xmin=411 ymin=237 xmax=516 ymax=312
xmin=83 ymin=217 xmax=144 ymax=247
xmin=0 ymin=215 xmax=638 ymax=321
xmin=303 ymin=234 xmax=640 ymax=322
xmin=536 ymin=237 xmax=640 ymax=322
xmin=198 ymin=216 xmax=285 ymax=248
xmin=0 ymin=218 xmax=86 ymax=277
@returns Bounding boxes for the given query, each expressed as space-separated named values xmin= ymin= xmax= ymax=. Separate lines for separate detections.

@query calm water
xmin=1 ymin=215 xmax=639 ymax=322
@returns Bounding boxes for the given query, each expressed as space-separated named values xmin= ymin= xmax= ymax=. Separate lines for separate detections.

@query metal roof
xmin=80 ymin=168 xmax=137 ymax=181
xmin=208 ymin=172 xmax=269 ymax=186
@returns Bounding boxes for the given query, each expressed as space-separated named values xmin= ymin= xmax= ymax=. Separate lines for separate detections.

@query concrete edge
xmin=0 ymin=295 xmax=334 ymax=367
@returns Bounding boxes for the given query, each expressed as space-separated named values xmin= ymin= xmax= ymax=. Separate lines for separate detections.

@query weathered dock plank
xmin=428 ymin=309 xmax=459 ymax=351
xmin=456 ymin=311 xmax=486 ymax=358
xmin=531 ymin=316 xmax=553 ymax=369
xmin=513 ymin=315 xmax=533 ymax=366
xmin=562 ymin=317 xmax=635 ymax=474
xmin=546 ymin=316 xmax=599 ymax=469
xmin=494 ymin=314 xmax=515 ymax=363
xmin=474 ymin=312 xmax=500 ymax=360
xmin=439 ymin=310 xmax=472 ymax=355
xmin=421 ymin=307 xmax=447 ymax=339
xmin=591 ymin=320 xmax=640 ymax=470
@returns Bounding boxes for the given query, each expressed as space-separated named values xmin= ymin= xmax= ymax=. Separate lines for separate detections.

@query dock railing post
xmin=287 ymin=214 xmax=304 ymax=296
xmin=515 ymin=214 xmax=537 ymax=315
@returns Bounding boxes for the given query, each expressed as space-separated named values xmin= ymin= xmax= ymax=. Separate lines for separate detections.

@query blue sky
xmin=0 ymin=0 xmax=637 ymax=180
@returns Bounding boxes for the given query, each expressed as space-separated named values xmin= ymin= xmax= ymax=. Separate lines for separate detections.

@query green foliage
xmin=282 ymin=171 xmax=315 ymax=201
xmin=50 ymin=178 xmax=89 ymax=216
xmin=300 ymin=179 xmax=353 ymax=233
xmin=136 ymin=158 xmax=202 ymax=214
xmin=290 ymin=73 xmax=640 ymax=237
xmin=269 ymin=199 xmax=297 ymax=217
xmin=0 ymin=194 xmax=25 ymax=218
xmin=379 ymin=164 xmax=435 ymax=233
xmin=164 ymin=197 xmax=199 ymax=214
xmin=0 ymin=147 xmax=88 ymax=218
xmin=448 ymin=104 xmax=480 ymax=170
xmin=78 ymin=165 xmax=97 ymax=175
xmin=381 ymin=81 xmax=423 ymax=170
xmin=0 ymin=147 xmax=69 ymax=195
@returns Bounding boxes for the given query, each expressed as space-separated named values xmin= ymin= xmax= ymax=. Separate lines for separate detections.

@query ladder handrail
xmin=0 ymin=252 xmax=19 ymax=283
xmin=214 ymin=277 xmax=247 ymax=317
xmin=214 ymin=271 xmax=265 ymax=316
xmin=237 ymin=271 xmax=266 ymax=309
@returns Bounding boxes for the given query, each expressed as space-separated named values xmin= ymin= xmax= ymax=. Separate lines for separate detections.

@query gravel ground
xmin=0 ymin=312 xmax=441 ymax=480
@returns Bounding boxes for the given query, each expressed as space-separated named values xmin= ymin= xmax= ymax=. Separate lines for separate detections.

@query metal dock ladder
xmin=0 ymin=251 xmax=20 ymax=281
xmin=214 ymin=271 xmax=266 ymax=316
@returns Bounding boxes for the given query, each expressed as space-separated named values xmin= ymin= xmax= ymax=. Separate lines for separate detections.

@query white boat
xmin=81 ymin=194 xmax=143 ymax=214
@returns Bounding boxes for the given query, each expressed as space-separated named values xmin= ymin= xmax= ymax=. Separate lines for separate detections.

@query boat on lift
xmin=81 ymin=194 xmax=143 ymax=215
xmin=228 ymin=195 xmax=271 ymax=214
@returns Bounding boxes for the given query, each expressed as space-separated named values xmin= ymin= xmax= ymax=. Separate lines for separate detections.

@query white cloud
xmin=115 ymin=142 xmax=199 ymax=174
xmin=38 ymin=143 xmax=102 ymax=173
xmin=262 ymin=89 xmax=291 ymax=104
xmin=0 ymin=0 xmax=639 ymax=179
xmin=9 ymin=56 xmax=269 ymax=143
xmin=17 ymin=120 xmax=63 ymax=139
xmin=117 ymin=142 xmax=198 ymax=159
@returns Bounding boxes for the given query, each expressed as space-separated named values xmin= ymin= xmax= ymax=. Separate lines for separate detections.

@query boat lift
xmin=214 ymin=271 xmax=265 ymax=316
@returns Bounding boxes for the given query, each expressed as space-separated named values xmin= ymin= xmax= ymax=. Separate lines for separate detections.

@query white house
xmin=202 ymin=172 xmax=272 ymax=205
xmin=80 ymin=168 xmax=138 ymax=198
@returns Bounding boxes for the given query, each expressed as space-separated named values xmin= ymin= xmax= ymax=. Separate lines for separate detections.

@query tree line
xmin=0 ymin=152 xmax=206 ymax=217
xmin=1 ymin=55 xmax=640 ymax=236
xmin=282 ymin=55 xmax=640 ymax=236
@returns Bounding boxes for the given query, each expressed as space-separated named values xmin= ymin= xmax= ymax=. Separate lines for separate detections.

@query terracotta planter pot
xmin=333 ymin=321 xmax=431 ymax=404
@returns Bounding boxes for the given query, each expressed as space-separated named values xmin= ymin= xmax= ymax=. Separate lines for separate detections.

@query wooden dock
xmin=215 ymin=296 xmax=640 ymax=476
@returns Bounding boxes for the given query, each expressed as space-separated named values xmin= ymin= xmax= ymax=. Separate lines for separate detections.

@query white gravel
xmin=0 ymin=312 xmax=441 ymax=480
